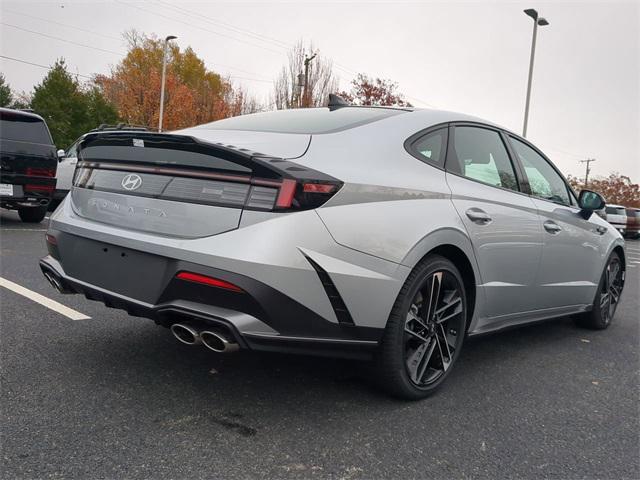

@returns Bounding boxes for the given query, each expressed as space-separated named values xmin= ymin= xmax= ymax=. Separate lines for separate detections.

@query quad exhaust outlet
xmin=170 ymin=323 xmax=239 ymax=353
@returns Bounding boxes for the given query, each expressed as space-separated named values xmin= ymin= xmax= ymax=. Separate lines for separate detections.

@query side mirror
xmin=57 ymin=149 xmax=66 ymax=161
xmin=578 ymin=190 xmax=605 ymax=219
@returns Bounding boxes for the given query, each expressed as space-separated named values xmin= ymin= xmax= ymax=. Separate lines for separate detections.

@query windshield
xmin=605 ymin=206 xmax=626 ymax=215
xmin=193 ymin=107 xmax=407 ymax=134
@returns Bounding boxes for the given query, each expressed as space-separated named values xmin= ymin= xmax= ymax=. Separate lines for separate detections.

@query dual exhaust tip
xmin=170 ymin=323 xmax=239 ymax=353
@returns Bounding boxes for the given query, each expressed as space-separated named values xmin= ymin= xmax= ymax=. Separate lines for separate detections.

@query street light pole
xmin=522 ymin=9 xmax=549 ymax=138
xmin=158 ymin=35 xmax=177 ymax=132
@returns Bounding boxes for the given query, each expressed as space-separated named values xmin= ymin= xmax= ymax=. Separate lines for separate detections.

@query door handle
xmin=465 ymin=208 xmax=492 ymax=224
xmin=543 ymin=220 xmax=562 ymax=234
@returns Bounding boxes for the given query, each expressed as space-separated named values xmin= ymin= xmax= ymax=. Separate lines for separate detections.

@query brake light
xmin=176 ymin=272 xmax=244 ymax=293
xmin=45 ymin=233 xmax=57 ymax=245
xmin=26 ymin=167 xmax=55 ymax=177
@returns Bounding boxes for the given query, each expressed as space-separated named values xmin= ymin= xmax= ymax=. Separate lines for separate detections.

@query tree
xmin=0 ymin=73 xmax=13 ymax=107
xmin=30 ymin=59 xmax=118 ymax=148
xmin=339 ymin=73 xmax=411 ymax=107
xmin=97 ymin=31 xmax=245 ymax=130
xmin=568 ymin=172 xmax=640 ymax=208
xmin=272 ymin=40 xmax=339 ymax=109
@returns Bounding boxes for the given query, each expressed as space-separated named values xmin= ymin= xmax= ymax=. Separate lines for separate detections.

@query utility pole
xmin=580 ymin=158 xmax=596 ymax=187
xmin=301 ymin=52 xmax=317 ymax=108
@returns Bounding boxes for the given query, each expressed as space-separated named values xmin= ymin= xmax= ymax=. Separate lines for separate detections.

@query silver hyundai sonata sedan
xmin=40 ymin=100 xmax=626 ymax=399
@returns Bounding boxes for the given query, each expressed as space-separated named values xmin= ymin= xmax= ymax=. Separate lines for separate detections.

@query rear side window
xmin=408 ymin=128 xmax=448 ymax=167
xmin=448 ymin=126 xmax=518 ymax=191
xmin=0 ymin=112 xmax=52 ymax=144
xmin=509 ymin=137 xmax=571 ymax=205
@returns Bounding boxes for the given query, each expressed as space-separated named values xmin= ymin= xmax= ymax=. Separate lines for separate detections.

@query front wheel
xmin=18 ymin=205 xmax=47 ymax=223
xmin=576 ymin=252 xmax=624 ymax=330
xmin=376 ymin=255 xmax=467 ymax=400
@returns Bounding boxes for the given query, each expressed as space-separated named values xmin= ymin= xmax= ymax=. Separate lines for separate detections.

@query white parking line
xmin=2 ymin=228 xmax=47 ymax=232
xmin=0 ymin=277 xmax=90 ymax=321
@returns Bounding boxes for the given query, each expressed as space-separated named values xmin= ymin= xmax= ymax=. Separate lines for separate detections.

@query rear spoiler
xmin=76 ymin=131 xmax=342 ymax=211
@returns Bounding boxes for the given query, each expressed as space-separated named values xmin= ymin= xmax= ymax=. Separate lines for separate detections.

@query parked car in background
xmin=605 ymin=204 xmax=628 ymax=236
xmin=40 ymin=104 xmax=626 ymax=399
xmin=51 ymin=124 xmax=149 ymax=210
xmin=625 ymin=207 xmax=640 ymax=238
xmin=0 ymin=107 xmax=58 ymax=222
xmin=51 ymin=140 xmax=78 ymax=209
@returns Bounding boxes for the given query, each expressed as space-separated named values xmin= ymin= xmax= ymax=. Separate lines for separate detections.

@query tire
xmin=18 ymin=206 xmax=47 ymax=223
xmin=575 ymin=252 xmax=624 ymax=330
xmin=375 ymin=254 xmax=467 ymax=400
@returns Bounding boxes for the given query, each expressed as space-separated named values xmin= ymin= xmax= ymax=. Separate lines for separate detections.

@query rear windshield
xmin=194 ymin=107 xmax=407 ymax=134
xmin=0 ymin=111 xmax=52 ymax=144
xmin=606 ymin=206 xmax=626 ymax=215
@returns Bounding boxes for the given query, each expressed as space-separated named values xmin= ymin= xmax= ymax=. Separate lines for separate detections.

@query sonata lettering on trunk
xmin=87 ymin=198 xmax=167 ymax=217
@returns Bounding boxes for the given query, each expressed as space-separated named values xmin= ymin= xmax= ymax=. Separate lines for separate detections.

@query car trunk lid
xmin=72 ymin=131 xmax=340 ymax=238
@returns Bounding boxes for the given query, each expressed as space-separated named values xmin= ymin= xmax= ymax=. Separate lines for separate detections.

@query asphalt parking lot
xmin=1 ymin=209 xmax=639 ymax=480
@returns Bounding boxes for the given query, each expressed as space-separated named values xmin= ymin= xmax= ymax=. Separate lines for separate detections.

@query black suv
xmin=0 ymin=108 xmax=58 ymax=222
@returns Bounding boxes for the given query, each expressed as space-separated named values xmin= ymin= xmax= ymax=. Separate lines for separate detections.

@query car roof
xmin=0 ymin=107 xmax=47 ymax=123
xmin=607 ymin=204 xmax=626 ymax=209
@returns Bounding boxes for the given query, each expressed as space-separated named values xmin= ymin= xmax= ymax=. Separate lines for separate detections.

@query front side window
xmin=449 ymin=126 xmax=518 ymax=191
xmin=66 ymin=141 xmax=79 ymax=159
xmin=409 ymin=128 xmax=447 ymax=167
xmin=509 ymin=137 xmax=571 ymax=205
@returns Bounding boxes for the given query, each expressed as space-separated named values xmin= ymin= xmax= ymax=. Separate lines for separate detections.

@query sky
xmin=1 ymin=0 xmax=638 ymax=182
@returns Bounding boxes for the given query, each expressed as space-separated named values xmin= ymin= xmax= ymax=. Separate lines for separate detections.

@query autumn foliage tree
xmin=568 ymin=172 xmax=640 ymax=208
xmin=339 ymin=73 xmax=411 ymax=107
xmin=97 ymin=31 xmax=255 ymax=131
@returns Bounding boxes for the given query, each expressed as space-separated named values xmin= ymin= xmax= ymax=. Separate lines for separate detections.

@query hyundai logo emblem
xmin=121 ymin=174 xmax=143 ymax=191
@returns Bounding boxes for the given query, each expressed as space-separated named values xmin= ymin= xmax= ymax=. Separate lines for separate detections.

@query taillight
xmin=25 ymin=184 xmax=54 ymax=193
xmin=275 ymin=179 xmax=297 ymax=208
xmin=176 ymin=272 xmax=244 ymax=293
xmin=266 ymin=179 xmax=342 ymax=211
xmin=26 ymin=167 xmax=55 ymax=177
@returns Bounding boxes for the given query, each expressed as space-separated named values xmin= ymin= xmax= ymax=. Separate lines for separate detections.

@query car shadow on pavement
xmin=54 ymin=314 xmax=591 ymax=435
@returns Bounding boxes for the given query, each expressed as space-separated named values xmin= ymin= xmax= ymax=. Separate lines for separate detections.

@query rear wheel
xmin=576 ymin=252 xmax=624 ymax=330
xmin=376 ymin=255 xmax=467 ymax=400
xmin=18 ymin=206 xmax=47 ymax=223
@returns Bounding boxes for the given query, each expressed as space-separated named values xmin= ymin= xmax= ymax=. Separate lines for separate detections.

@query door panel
xmin=445 ymin=125 xmax=543 ymax=319
xmin=531 ymin=199 xmax=604 ymax=308
xmin=507 ymin=135 xmax=604 ymax=309
xmin=447 ymin=174 xmax=543 ymax=318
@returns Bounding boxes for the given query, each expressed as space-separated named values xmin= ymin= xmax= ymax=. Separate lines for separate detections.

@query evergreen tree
xmin=0 ymin=73 xmax=13 ymax=108
xmin=30 ymin=59 xmax=119 ymax=148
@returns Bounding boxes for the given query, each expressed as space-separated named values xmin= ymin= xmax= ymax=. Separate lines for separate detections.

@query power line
xmin=0 ymin=55 xmax=94 ymax=79
xmin=153 ymin=0 xmax=291 ymax=51
xmin=2 ymin=9 xmax=122 ymax=42
xmin=1 ymin=23 xmax=124 ymax=56
xmin=114 ymin=0 xmax=283 ymax=56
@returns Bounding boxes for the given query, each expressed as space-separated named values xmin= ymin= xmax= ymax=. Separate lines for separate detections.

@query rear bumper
xmin=40 ymin=245 xmax=382 ymax=359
